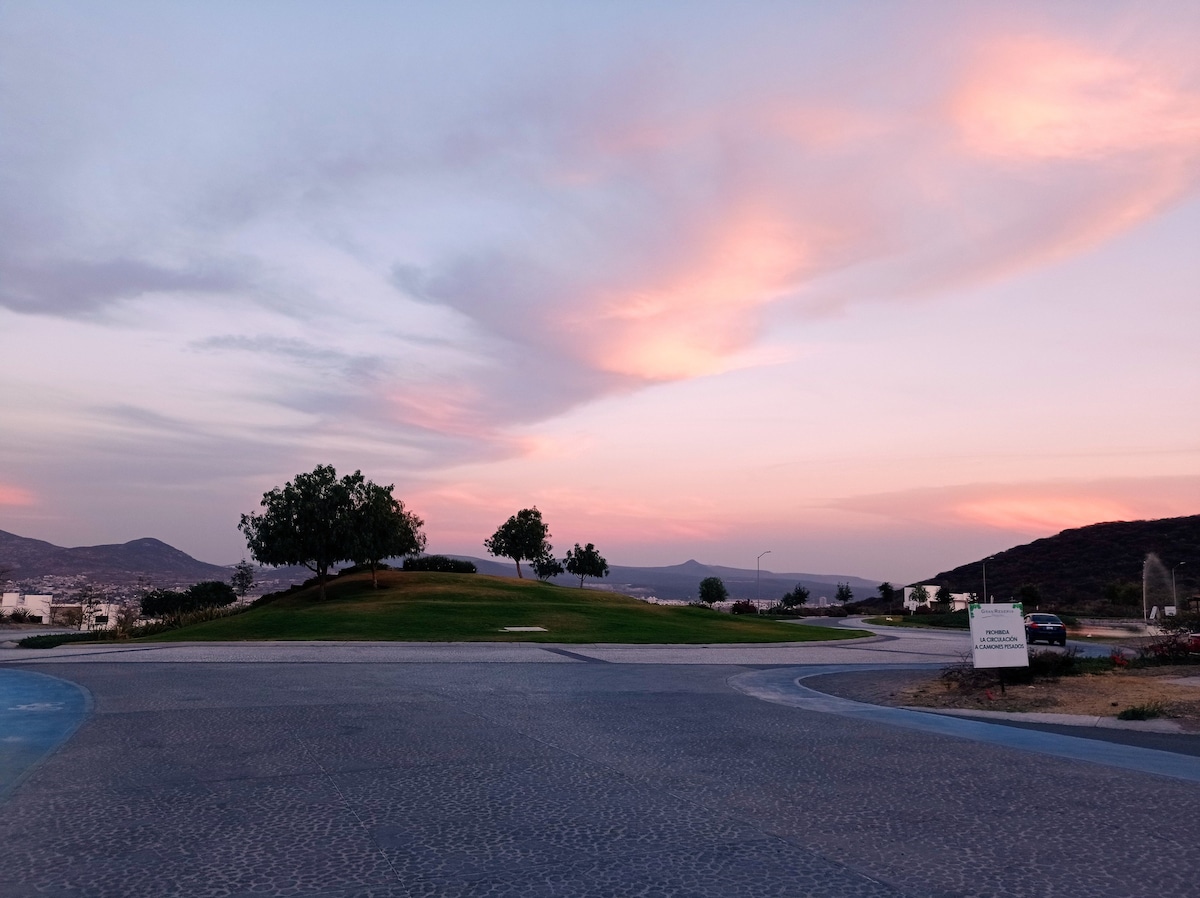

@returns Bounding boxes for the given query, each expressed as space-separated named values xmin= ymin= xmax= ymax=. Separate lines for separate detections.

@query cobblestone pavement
xmin=1 ymin=656 xmax=1198 ymax=897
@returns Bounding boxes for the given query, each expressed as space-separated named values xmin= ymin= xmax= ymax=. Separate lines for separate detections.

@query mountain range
xmin=0 ymin=528 xmax=876 ymax=600
xmin=0 ymin=529 xmax=231 ymax=585
xmin=452 ymin=555 xmax=879 ymax=602
xmin=5 ymin=514 xmax=1196 ymax=606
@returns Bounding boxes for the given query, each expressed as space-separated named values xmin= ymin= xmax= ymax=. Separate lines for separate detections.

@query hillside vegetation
xmin=924 ymin=515 xmax=1199 ymax=614
xmin=149 ymin=570 xmax=868 ymax=643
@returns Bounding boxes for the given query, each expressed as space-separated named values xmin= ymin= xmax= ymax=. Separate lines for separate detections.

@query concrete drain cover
xmin=501 ymin=626 xmax=547 ymax=632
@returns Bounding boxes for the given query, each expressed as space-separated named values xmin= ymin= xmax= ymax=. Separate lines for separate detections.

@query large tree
xmin=349 ymin=481 xmax=426 ymax=588
xmin=564 ymin=542 xmax=609 ymax=588
xmin=483 ymin=507 xmax=550 ymax=579
xmin=238 ymin=464 xmax=360 ymax=600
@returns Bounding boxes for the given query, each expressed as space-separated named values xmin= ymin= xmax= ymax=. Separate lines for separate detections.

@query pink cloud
xmin=953 ymin=35 xmax=1200 ymax=162
xmin=832 ymin=476 xmax=1200 ymax=537
xmin=0 ymin=483 xmax=36 ymax=507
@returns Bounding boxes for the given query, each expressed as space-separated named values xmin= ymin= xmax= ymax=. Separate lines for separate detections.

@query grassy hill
xmin=150 ymin=570 xmax=868 ymax=644
xmin=922 ymin=515 xmax=1199 ymax=614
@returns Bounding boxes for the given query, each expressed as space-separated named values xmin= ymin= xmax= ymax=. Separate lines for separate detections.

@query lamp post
xmin=756 ymin=550 xmax=771 ymax=604
xmin=982 ymin=556 xmax=995 ymax=605
xmin=1173 ymin=561 xmax=1187 ymax=609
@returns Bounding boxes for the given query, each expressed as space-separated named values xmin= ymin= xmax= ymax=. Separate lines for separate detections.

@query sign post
xmin=968 ymin=602 xmax=1028 ymax=670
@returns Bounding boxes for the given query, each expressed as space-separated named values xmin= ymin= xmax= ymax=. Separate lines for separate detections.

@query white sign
xmin=968 ymin=603 xmax=1029 ymax=669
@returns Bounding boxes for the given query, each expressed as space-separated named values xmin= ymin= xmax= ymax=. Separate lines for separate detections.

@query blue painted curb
xmin=0 ymin=669 xmax=91 ymax=801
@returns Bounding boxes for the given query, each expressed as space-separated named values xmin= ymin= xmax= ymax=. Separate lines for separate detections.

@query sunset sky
xmin=2 ymin=2 xmax=1197 ymax=584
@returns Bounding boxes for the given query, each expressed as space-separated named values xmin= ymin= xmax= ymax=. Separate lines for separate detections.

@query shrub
xmin=729 ymin=600 xmax=758 ymax=615
xmin=403 ymin=555 xmax=477 ymax=574
xmin=1118 ymin=702 xmax=1166 ymax=721
xmin=141 ymin=581 xmax=236 ymax=618
xmin=7 ymin=607 xmax=31 ymax=623
xmin=338 ymin=562 xmax=392 ymax=577
xmin=19 ymin=631 xmax=110 ymax=649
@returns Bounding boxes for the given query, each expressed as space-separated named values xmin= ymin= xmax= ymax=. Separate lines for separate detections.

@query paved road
xmin=1 ymin=630 xmax=1197 ymax=897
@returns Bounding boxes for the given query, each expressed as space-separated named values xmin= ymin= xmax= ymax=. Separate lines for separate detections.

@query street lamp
xmin=982 ymin=556 xmax=995 ymax=605
xmin=756 ymin=550 xmax=771 ymax=603
xmin=1173 ymin=561 xmax=1187 ymax=609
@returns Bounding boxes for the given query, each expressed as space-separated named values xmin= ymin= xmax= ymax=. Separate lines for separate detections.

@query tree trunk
xmin=515 ymin=559 xmax=523 ymax=578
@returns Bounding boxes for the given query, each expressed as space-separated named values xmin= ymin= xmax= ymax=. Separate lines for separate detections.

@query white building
xmin=902 ymin=585 xmax=974 ymax=612
xmin=1 ymin=592 xmax=53 ymax=623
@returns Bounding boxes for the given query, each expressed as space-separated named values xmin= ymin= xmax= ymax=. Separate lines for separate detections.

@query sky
xmin=1 ymin=1 xmax=1198 ymax=585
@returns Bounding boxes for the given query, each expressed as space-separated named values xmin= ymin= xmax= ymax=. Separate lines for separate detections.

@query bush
xmin=338 ymin=562 xmax=392 ymax=576
xmin=730 ymin=600 xmax=758 ymax=615
xmin=19 ymin=632 xmax=110 ymax=649
xmin=141 ymin=581 xmax=237 ymax=618
xmin=1118 ymin=702 xmax=1166 ymax=721
xmin=403 ymin=555 xmax=477 ymax=574
xmin=7 ymin=607 xmax=31 ymax=623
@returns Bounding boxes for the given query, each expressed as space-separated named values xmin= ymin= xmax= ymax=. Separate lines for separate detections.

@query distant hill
xmin=0 ymin=529 xmax=230 ymax=585
xmin=921 ymin=515 xmax=1199 ymax=608
xmin=0 ymin=529 xmax=881 ymax=600
xmin=450 ymin=555 xmax=879 ymax=602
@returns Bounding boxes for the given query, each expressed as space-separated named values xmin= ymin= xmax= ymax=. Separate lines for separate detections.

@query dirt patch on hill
xmin=900 ymin=665 xmax=1200 ymax=730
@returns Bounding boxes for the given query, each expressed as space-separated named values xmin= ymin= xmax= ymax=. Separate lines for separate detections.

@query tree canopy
xmin=698 ymin=576 xmax=728 ymax=605
xmin=564 ymin=543 xmax=609 ymax=588
xmin=531 ymin=551 xmax=564 ymax=581
xmin=348 ymin=480 xmax=426 ymax=588
xmin=835 ymin=582 xmax=854 ymax=604
xmin=239 ymin=464 xmax=424 ymax=598
xmin=781 ymin=583 xmax=809 ymax=608
xmin=483 ymin=507 xmax=551 ymax=579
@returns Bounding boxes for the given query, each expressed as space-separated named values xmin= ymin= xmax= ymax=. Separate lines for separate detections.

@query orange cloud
xmin=953 ymin=497 xmax=1137 ymax=533
xmin=833 ymin=476 xmax=1199 ymax=536
xmin=954 ymin=35 xmax=1200 ymax=161
xmin=0 ymin=484 xmax=36 ymax=507
xmin=571 ymin=208 xmax=810 ymax=380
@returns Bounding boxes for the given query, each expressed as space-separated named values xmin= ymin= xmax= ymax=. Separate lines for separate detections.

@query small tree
xmin=349 ymin=481 xmax=426 ymax=588
xmin=698 ymin=576 xmax=728 ymax=605
xmin=564 ymin=543 xmax=609 ymax=588
xmin=878 ymin=582 xmax=897 ymax=612
xmin=835 ymin=582 xmax=854 ymax=605
xmin=781 ymin=583 xmax=809 ymax=609
xmin=935 ymin=585 xmax=953 ymax=611
xmin=909 ymin=584 xmax=929 ymax=613
xmin=239 ymin=464 xmax=358 ymax=600
xmin=483 ymin=507 xmax=551 ymax=579
xmin=531 ymin=551 xmax=564 ymax=581
xmin=74 ymin=583 xmax=107 ymax=631
xmin=231 ymin=559 xmax=256 ymax=598
xmin=1016 ymin=583 xmax=1041 ymax=608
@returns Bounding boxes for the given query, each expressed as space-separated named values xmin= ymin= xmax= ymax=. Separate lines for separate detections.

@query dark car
xmin=1024 ymin=613 xmax=1067 ymax=646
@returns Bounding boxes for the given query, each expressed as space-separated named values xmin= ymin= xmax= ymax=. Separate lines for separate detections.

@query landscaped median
xmin=21 ymin=571 xmax=872 ymax=646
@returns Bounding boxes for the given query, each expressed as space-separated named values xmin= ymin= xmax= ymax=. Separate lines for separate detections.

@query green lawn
xmin=863 ymin=612 xmax=970 ymax=630
xmin=149 ymin=571 xmax=869 ymax=644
